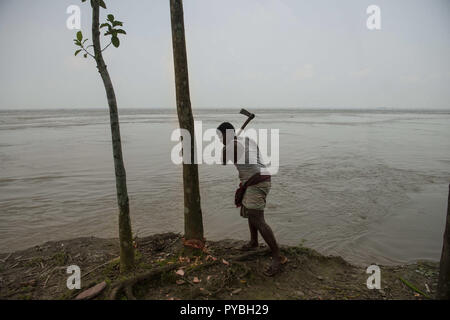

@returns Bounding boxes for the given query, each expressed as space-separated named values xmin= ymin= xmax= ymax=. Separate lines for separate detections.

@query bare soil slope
xmin=0 ymin=233 xmax=438 ymax=300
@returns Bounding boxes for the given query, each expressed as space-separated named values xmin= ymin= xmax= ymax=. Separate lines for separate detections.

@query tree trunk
xmin=169 ymin=0 xmax=204 ymax=243
xmin=438 ymin=184 xmax=450 ymax=299
xmin=91 ymin=2 xmax=134 ymax=273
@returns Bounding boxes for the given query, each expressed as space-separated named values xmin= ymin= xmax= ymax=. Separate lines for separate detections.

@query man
xmin=217 ymin=122 xmax=286 ymax=276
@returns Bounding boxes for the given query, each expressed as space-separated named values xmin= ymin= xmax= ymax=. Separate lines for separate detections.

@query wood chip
xmin=75 ymin=281 xmax=107 ymax=300
xmin=0 ymin=253 xmax=12 ymax=263
xmin=175 ymin=269 xmax=185 ymax=276
xmin=43 ymin=274 xmax=52 ymax=288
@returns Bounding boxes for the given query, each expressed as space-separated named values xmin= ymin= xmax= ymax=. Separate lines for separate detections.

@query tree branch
xmin=101 ymin=41 xmax=112 ymax=52
xmin=80 ymin=43 xmax=95 ymax=59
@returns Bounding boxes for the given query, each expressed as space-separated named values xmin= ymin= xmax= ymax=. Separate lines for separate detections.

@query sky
xmin=0 ymin=0 xmax=449 ymax=110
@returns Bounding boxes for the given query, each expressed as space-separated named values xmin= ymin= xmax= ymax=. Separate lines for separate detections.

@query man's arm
xmin=222 ymin=140 xmax=244 ymax=165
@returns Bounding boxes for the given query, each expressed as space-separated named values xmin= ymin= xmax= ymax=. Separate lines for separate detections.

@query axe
xmin=221 ymin=108 xmax=255 ymax=165
xmin=236 ymin=108 xmax=255 ymax=137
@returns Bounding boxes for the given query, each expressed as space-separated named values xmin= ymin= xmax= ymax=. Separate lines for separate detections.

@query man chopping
xmin=216 ymin=121 xmax=287 ymax=276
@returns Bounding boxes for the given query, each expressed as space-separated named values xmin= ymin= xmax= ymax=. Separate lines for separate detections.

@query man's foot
xmin=263 ymin=256 xmax=288 ymax=277
xmin=239 ymin=242 xmax=259 ymax=251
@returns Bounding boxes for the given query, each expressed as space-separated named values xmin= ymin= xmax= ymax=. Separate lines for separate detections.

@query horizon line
xmin=1 ymin=106 xmax=450 ymax=112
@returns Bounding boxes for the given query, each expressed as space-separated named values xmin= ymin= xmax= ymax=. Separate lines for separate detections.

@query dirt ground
xmin=0 ymin=233 xmax=439 ymax=300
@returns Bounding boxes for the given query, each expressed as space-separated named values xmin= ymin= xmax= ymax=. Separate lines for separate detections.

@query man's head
xmin=216 ymin=122 xmax=235 ymax=145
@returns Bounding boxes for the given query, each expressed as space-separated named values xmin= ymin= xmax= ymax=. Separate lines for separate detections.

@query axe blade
xmin=240 ymin=108 xmax=255 ymax=119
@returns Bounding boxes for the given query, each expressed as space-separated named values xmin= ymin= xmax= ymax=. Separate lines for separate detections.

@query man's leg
xmin=240 ymin=207 xmax=259 ymax=250
xmin=248 ymin=216 xmax=259 ymax=246
xmin=247 ymin=209 xmax=282 ymax=275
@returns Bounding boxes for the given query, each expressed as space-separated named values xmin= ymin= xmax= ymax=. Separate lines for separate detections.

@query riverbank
xmin=0 ymin=233 xmax=439 ymax=300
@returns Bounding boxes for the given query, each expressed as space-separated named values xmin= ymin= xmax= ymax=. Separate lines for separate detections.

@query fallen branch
xmin=0 ymin=253 xmax=12 ymax=263
xmin=42 ymin=266 xmax=66 ymax=288
xmin=43 ymin=272 xmax=53 ymax=288
xmin=82 ymin=257 xmax=119 ymax=278
xmin=43 ymin=267 xmax=58 ymax=288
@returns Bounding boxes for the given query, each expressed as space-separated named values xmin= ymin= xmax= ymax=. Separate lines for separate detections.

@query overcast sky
xmin=0 ymin=0 xmax=449 ymax=110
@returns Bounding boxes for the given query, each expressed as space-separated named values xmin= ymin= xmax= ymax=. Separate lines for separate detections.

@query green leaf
xmin=115 ymin=29 xmax=126 ymax=35
xmin=74 ymin=49 xmax=82 ymax=56
xmin=112 ymin=21 xmax=123 ymax=27
xmin=100 ymin=23 xmax=109 ymax=29
xmin=399 ymin=277 xmax=431 ymax=299
xmin=99 ymin=0 xmax=107 ymax=9
xmin=111 ymin=36 xmax=120 ymax=48
xmin=107 ymin=14 xmax=114 ymax=22
xmin=76 ymin=31 xmax=83 ymax=42
xmin=84 ymin=53 xmax=88 ymax=58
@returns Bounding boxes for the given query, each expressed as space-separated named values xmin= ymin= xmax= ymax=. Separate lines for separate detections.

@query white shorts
xmin=240 ymin=181 xmax=271 ymax=217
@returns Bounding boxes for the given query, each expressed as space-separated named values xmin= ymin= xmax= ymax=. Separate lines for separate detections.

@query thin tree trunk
xmin=91 ymin=2 xmax=134 ymax=273
xmin=438 ymin=184 xmax=450 ymax=299
xmin=169 ymin=0 xmax=204 ymax=242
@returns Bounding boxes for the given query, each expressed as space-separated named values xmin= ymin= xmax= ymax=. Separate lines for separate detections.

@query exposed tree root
xmin=108 ymin=249 xmax=271 ymax=300
xmin=232 ymin=249 xmax=270 ymax=262
xmin=124 ymin=285 xmax=136 ymax=300
xmin=109 ymin=263 xmax=182 ymax=300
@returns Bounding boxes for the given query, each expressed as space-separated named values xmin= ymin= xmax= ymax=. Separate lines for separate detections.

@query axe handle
xmin=236 ymin=116 xmax=254 ymax=137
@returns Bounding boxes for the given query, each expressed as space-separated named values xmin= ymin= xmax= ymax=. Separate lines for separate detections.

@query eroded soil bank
xmin=0 ymin=233 xmax=439 ymax=300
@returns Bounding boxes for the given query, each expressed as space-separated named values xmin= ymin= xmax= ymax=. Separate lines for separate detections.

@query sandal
xmin=263 ymin=264 xmax=281 ymax=277
xmin=263 ymin=256 xmax=288 ymax=277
